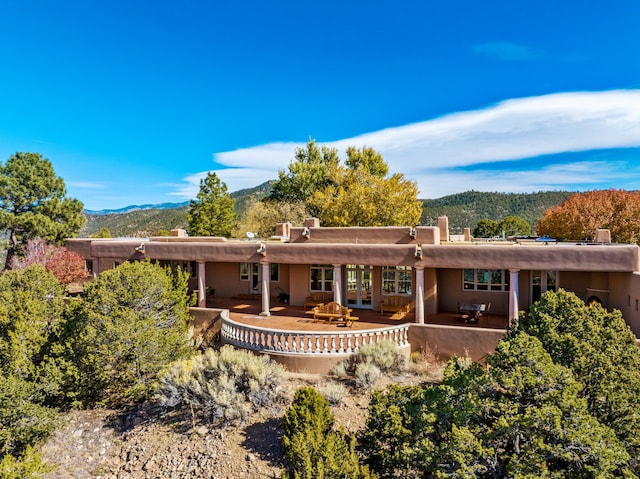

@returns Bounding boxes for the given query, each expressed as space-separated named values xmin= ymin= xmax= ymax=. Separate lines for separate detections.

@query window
xmin=270 ymin=263 xmax=279 ymax=282
xmin=240 ymin=263 xmax=249 ymax=281
xmin=310 ymin=264 xmax=333 ymax=292
xmin=240 ymin=262 xmax=279 ymax=282
xmin=382 ymin=266 xmax=412 ymax=295
xmin=463 ymin=269 xmax=510 ymax=291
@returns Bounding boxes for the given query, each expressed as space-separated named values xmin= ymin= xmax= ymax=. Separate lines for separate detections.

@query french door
xmin=346 ymin=264 xmax=373 ymax=309
xmin=530 ymin=270 xmax=557 ymax=304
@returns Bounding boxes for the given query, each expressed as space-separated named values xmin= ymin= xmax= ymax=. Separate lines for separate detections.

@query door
xmin=241 ymin=262 xmax=261 ymax=294
xmin=346 ymin=264 xmax=373 ymax=309
xmin=530 ymin=270 xmax=557 ymax=304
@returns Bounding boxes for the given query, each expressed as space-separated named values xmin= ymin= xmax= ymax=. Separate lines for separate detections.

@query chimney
xmin=437 ymin=216 xmax=450 ymax=242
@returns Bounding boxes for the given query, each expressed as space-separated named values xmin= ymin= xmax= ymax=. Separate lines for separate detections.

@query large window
xmin=463 ymin=269 xmax=510 ymax=291
xmin=382 ymin=266 xmax=412 ymax=295
xmin=310 ymin=264 xmax=333 ymax=292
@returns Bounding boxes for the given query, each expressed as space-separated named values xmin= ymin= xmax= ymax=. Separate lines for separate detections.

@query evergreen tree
xmin=519 ymin=289 xmax=640 ymax=474
xmin=51 ymin=261 xmax=194 ymax=406
xmin=0 ymin=152 xmax=85 ymax=270
xmin=187 ymin=172 xmax=237 ymax=237
xmin=360 ymin=333 xmax=633 ymax=478
xmin=283 ymin=387 xmax=374 ymax=479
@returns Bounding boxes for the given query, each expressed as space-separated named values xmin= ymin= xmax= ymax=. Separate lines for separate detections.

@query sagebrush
xmin=157 ymin=345 xmax=287 ymax=426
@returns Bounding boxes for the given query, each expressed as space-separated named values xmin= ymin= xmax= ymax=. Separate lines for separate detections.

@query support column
xmin=509 ymin=268 xmax=520 ymax=327
xmin=260 ymin=263 xmax=271 ymax=316
xmin=415 ymin=267 xmax=425 ymax=324
xmin=197 ymin=261 xmax=206 ymax=308
xmin=333 ymin=264 xmax=343 ymax=305
xmin=91 ymin=259 xmax=99 ymax=278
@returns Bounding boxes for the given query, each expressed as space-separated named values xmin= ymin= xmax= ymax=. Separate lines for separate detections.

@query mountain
xmin=79 ymin=180 xmax=275 ymax=238
xmin=84 ymin=202 xmax=190 ymax=215
xmin=420 ymin=190 xmax=573 ymax=234
xmin=79 ymin=186 xmax=572 ymax=238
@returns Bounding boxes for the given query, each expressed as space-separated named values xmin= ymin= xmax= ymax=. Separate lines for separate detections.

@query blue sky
xmin=1 ymin=1 xmax=640 ymax=210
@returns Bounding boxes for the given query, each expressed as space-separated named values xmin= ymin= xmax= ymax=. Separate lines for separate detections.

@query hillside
xmin=420 ymin=190 xmax=573 ymax=234
xmin=80 ymin=188 xmax=572 ymax=238
xmin=79 ymin=181 xmax=274 ymax=237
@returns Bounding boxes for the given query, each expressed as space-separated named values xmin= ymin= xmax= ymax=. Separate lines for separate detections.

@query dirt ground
xmin=38 ymin=373 xmax=384 ymax=479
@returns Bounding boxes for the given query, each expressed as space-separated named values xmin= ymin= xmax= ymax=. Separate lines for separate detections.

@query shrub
xmin=282 ymin=387 xmax=374 ymax=479
xmin=354 ymin=340 xmax=407 ymax=373
xmin=318 ymin=382 xmax=348 ymax=406
xmin=49 ymin=260 xmax=194 ymax=406
xmin=408 ymin=346 xmax=443 ymax=380
xmin=0 ymin=266 xmax=65 ymax=381
xmin=354 ymin=362 xmax=382 ymax=389
xmin=0 ymin=376 xmax=60 ymax=458
xmin=157 ymin=345 xmax=287 ymax=426
xmin=0 ymin=446 xmax=53 ymax=478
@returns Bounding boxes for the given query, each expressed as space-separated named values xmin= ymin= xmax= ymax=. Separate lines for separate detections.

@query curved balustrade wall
xmin=221 ymin=316 xmax=410 ymax=356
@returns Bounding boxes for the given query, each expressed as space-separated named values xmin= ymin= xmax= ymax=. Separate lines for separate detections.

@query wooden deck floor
xmin=210 ymin=297 xmax=509 ymax=331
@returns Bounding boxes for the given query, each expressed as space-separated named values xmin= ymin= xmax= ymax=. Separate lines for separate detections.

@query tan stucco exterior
xmin=66 ymin=219 xmax=640 ymax=366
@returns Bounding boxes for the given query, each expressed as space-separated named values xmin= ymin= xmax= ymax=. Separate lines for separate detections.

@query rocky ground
xmin=38 ymin=374 xmax=378 ymax=479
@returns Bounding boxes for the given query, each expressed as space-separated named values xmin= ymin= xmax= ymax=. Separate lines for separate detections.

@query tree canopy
xmin=187 ymin=172 xmax=237 ymax=237
xmin=269 ymin=140 xmax=422 ymax=227
xmin=308 ymin=166 xmax=422 ymax=227
xmin=472 ymin=216 xmax=531 ymax=238
xmin=268 ymin=139 xmax=340 ymax=206
xmin=53 ymin=261 xmax=194 ymax=406
xmin=519 ymin=289 xmax=640 ymax=474
xmin=536 ymin=189 xmax=640 ymax=243
xmin=0 ymin=152 xmax=85 ymax=270
xmin=10 ymin=239 xmax=87 ymax=285
xmin=233 ymin=198 xmax=309 ymax=238
xmin=361 ymin=332 xmax=632 ymax=478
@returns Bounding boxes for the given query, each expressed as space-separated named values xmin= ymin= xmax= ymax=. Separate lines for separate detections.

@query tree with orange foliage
xmin=10 ymin=239 xmax=87 ymax=285
xmin=536 ymin=190 xmax=640 ymax=243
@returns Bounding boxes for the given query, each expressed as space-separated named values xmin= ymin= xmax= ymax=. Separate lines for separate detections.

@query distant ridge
xmin=79 ymin=185 xmax=572 ymax=238
xmin=84 ymin=202 xmax=190 ymax=216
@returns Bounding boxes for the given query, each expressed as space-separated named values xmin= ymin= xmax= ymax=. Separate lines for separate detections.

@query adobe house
xmin=66 ymin=218 xmax=640 ymax=372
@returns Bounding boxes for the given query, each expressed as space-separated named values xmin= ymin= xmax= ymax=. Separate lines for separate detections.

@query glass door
xmin=346 ymin=264 xmax=373 ymax=309
xmin=530 ymin=270 xmax=557 ymax=304
xmin=250 ymin=263 xmax=261 ymax=294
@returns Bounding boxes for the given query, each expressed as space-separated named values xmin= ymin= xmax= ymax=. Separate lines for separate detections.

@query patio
xmin=208 ymin=296 xmax=510 ymax=331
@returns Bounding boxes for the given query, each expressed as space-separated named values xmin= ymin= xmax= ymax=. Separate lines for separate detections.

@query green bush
xmin=360 ymin=333 xmax=632 ymax=478
xmin=282 ymin=387 xmax=374 ymax=479
xmin=0 ymin=266 xmax=65 ymax=382
xmin=157 ymin=345 xmax=287 ymax=426
xmin=0 ymin=376 xmax=60 ymax=458
xmin=0 ymin=446 xmax=53 ymax=479
xmin=49 ymin=260 xmax=194 ymax=406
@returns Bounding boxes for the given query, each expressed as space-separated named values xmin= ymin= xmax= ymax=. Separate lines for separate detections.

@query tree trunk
xmin=4 ymin=230 xmax=18 ymax=270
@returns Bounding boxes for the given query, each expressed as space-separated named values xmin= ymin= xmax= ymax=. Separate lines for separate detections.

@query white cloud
xmin=171 ymin=90 xmax=640 ymax=199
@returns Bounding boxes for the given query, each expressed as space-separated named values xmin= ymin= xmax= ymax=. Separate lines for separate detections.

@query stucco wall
xmin=609 ymin=272 xmax=640 ymax=337
xmin=409 ymin=323 xmax=505 ymax=362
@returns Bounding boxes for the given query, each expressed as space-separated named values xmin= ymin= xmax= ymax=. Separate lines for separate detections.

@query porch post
xmin=509 ymin=268 xmax=520 ymax=327
xmin=197 ymin=261 xmax=206 ymax=308
xmin=333 ymin=264 xmax=343 ymax=305
xmin=260 ymin=262 xmax=271 ymax=316
xmin=91 ymin=259 xmax=99 ymax=278
xmin=415 ymin=266 xmax=425 ymax=324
